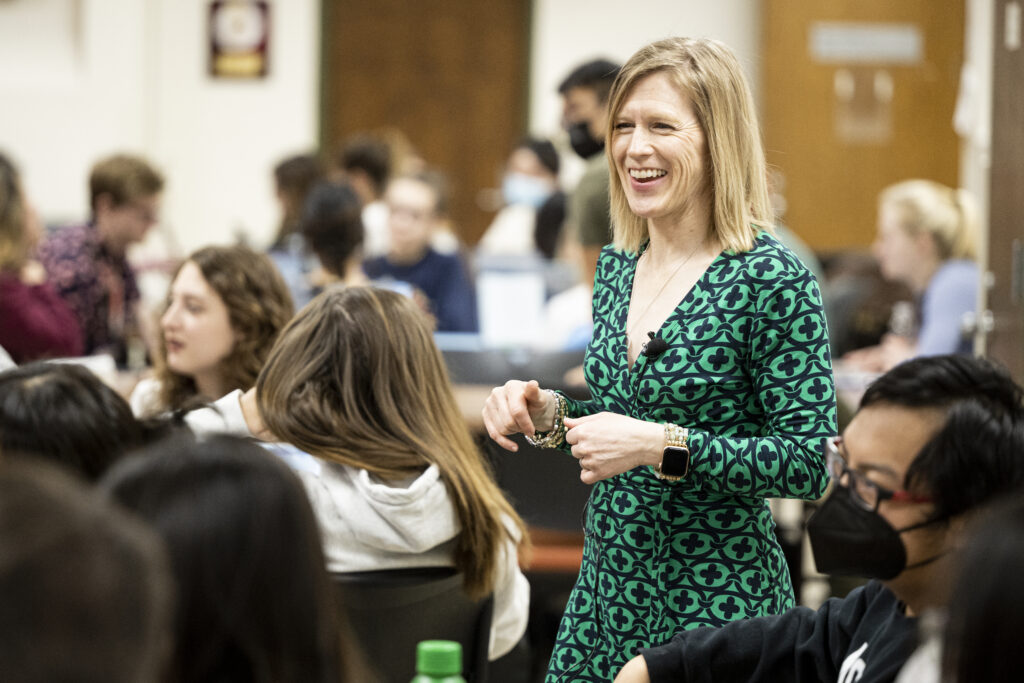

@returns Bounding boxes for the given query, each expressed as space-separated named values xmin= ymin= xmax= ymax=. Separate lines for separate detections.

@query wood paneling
xmin=321 ymin=0 xmax=530 ymax=244
xmin=986 ymin=0 xmax=1024 ymax=379
xmin=762 ymin=1 xmax=964 ymax=252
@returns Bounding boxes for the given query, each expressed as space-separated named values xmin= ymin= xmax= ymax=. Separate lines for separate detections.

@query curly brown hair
xmin=154 ymin=246 xmax=294 ymax=412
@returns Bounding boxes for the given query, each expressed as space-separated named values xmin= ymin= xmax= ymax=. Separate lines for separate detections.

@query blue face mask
xmin=501 ymin=173 xmax=552 ymax=209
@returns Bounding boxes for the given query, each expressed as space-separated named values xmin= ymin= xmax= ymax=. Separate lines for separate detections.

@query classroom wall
xmin=0 ymin=0 xmax=988 ymax=253
xmin=0 ymin=0 xmax=320 ymax=252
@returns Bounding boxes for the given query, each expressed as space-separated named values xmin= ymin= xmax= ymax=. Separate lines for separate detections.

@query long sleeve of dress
xmin=682 ymin=261 xmax=834 ymax=500
xmin=559 ymin=237 xmax=835 ymax=501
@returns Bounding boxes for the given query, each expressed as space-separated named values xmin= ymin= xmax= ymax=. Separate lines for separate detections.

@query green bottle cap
xmin=416 ymin=640 xmax=463 ymax=676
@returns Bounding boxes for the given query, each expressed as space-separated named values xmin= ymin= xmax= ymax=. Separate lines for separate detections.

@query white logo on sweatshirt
xmin=838 ymin=642 xmax=868 ymax=683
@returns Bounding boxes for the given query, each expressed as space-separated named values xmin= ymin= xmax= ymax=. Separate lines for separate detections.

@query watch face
xmin=661 ymin=445 xmax=690 ymax=477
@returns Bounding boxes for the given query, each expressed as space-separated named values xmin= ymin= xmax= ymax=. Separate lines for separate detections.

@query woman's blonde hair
xmin=0 ymin=153 xmax=29 ymax=272
xmin=256 ymin=286 xmax=527 ymax=599
xmin=155 ymin=245 xmax=294 ymax=411
xmin=879 ymin=179 xmax=978 ymax=261
xmin=606 ymin=37 xmax=772 ymax=253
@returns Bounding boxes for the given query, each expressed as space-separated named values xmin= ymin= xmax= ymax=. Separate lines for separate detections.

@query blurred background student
xmin=335 ymin=133 xmax=393 ymax=259
xmin=477 ymin=137 xmax=566 ymax=260
xmin=843 ymin=180 xmax=979 ymax=373
xmin=0 ymin=151 xmax=82 ymax=363
xmin=300 ymin=181 xmax=369 ymax=291
xmin=38 ymin=153 xmax=164 ymax=366
xmin=267 ymin=152 xmax=324 ymax=308
xmin=363 ymin=170 xmax=478 ymax=332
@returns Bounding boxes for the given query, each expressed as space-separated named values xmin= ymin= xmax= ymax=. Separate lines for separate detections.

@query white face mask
xmin=501 ymin=173 xmax=552 ymax=209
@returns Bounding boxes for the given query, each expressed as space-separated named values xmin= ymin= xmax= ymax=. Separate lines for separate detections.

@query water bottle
xmin=411 ymin=640 xmax=467 ymax=683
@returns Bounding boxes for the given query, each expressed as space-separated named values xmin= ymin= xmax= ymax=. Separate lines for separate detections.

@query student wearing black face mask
xmin=557 ymin=58 xmax=620 ymax=290
xmin=614 ymin=354 xmax=1024 ymax=683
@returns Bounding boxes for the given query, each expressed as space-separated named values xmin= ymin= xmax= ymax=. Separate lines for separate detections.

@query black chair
xmin=331 ymin=566 xmax=494 ymax=683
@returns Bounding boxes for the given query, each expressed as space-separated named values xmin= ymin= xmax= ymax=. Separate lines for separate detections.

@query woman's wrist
xmin=525 ymin=390 xmax=567 ymax=448
xmin=642 ymin=420 xmax=667 ymax=466
xmin=535 ymin=391 xmax=559 ymax=432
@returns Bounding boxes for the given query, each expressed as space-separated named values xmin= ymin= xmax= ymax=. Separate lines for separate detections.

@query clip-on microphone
xmin=641 ymin=331 xmax=669 ymax=360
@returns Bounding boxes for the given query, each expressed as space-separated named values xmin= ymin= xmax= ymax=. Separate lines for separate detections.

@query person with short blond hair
xmin=483 ymin=37 xmax=834 ymax=682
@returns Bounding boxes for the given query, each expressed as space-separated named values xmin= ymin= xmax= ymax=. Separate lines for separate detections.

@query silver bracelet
xmin=524 ymin=390 xmax=567 ymax=448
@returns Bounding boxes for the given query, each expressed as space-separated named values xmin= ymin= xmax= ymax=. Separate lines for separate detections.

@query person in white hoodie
xmin=248 ymin=285 xmax=530 ymax=660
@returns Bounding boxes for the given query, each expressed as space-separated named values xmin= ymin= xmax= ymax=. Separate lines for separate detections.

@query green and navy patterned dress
xmin=546 ymin=233 xmax=836 ymax=682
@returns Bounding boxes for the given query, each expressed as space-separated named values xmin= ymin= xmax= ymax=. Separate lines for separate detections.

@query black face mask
xmin=567 ymin=121 xmax=604 ymax=159
xmin=807 ymin=485 xmax=944 ymax=580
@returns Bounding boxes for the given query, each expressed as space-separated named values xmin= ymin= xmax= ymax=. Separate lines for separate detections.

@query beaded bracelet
xmin=524 ymin=390 xmax=567 ymax=448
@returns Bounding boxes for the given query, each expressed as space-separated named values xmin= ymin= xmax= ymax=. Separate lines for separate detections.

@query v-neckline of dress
xmin=621 ymin=240 xmax=727 ymax=373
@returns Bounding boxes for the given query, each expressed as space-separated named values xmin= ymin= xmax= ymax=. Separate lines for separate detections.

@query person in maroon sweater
xmin=0 ymin=152 xmax=82 ymax=363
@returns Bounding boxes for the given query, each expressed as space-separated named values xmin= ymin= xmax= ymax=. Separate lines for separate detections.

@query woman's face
xmin=873 ymin=203 xmax=921 ymax=284
xmin=160 ymin=261 xmax=236 ymax=382
xmin=610 ymin=71 xmax=709 ymax=227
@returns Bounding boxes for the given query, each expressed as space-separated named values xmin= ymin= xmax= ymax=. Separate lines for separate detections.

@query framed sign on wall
xmin=209 ymin=0 xmax=269 ymax=79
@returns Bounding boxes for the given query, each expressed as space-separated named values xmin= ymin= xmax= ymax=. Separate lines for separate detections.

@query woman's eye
xmin=614 ymin=122 xmax=634 ymax=130
xmin=653 ymin=122 xmax=674 ymax=130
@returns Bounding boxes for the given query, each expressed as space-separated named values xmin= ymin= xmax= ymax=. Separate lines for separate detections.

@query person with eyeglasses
xmin=614 ymin=354 xmax=1024 ymax=683
xmin=38 ymin=153 xmax=164 ymax=366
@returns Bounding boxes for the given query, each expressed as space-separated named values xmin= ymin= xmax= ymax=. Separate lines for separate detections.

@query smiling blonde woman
xmin=482 ymin=37 xmax=836 ymax=682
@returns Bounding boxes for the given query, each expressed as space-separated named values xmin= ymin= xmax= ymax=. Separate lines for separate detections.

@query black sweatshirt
xmin=642 ymin=581 xmax=920 ymax=683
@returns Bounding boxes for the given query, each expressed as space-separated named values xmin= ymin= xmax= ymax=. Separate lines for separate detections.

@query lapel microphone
xmin=635 ymin=330 xmax=669 ymax=417
xmin=641 ymin=331 xmax=669 ymax=360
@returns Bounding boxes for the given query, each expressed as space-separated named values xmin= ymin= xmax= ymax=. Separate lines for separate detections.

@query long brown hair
xmin=256 ymin=286 xmax=527 ymax=598
xmin=155 ymin=246 xmax=294 ymax=412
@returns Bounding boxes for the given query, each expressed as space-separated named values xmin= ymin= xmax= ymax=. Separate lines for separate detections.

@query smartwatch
xmin=654 ymin=423 xmax=690 ymax=482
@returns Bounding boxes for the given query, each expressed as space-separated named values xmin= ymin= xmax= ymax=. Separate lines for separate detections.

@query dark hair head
xmin=272 ymin=153 xmax=323 ymax=246
xmin=300 ymin=181 xmax=365 ymax=277
xmin=338 ymin=135 xmax=392 ymax=196
xmin=155 ymin=245 xmax=294 ymax=412
xmin=943 ymin=495 xmax=1024 ymax=682
xmin=859 ymin=355 xmax=1024 ymax=520
xmin=101 ymin=435 xmax=345 ymax=683
xmin=0 ymin=362 xmax=150 ymax=480
xmin=558 ymin=58 xmax=622 ymax=103
xmin=89 ymin=154 xmax=164 ymax=213
xmin=517 ymin=137 xmax=560 ymax=177
xmin=0 ymin=458 xmax=173 ymax=683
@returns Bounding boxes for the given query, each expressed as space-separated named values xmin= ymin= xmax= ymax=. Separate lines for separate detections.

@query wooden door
xmin=321 ymin=0 xmax=530 ymax=245
xmin=762 ymin=1 xmax=964 ymax=252
xmin=985 ymin=0 xmax=1024 ymax=379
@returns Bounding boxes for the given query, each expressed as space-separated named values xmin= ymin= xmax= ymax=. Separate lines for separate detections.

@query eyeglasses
xmin=824 ymin=436 xmax=933 ymax=511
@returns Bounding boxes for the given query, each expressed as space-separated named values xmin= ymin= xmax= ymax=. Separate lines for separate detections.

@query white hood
xmin=280 ymin=450 xmax=460 ymax=571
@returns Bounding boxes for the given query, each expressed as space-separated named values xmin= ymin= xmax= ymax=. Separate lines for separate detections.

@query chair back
xmin=331 ymin=566 xmax=493 ymax=682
